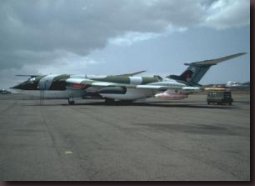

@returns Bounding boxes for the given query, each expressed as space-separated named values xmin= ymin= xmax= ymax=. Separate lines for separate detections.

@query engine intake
xmin=99 ymin=87 xmax=127 ymax=94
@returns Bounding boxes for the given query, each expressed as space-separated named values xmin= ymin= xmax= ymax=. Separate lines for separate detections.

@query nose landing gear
xmin=68 ymin=97 xmax=75 ymax=105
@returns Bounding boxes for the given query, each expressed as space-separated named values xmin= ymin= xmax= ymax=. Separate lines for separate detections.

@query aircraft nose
xmin=10 ymin=85 xmax=19 ymax=89
xmin=10 ymin=82 xmax=25 ymax=90
xmin=11 ymin=80 xmax=38 ymax=90
xmin=9 ymin=85 xmax=22 ymax=94
xmin=11 ymin=83 xmax=22 ymax=89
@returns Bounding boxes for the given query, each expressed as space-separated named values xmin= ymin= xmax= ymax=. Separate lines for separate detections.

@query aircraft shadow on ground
xmin=72 ymin=102 xmax=237 ymax=109
xmin=23 ymin=100 xmax=237 ymax=109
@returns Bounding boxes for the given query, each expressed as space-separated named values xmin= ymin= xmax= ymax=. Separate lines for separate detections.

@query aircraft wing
xmin=115 ymin=70 xmax=146 ymax=76
xmin=67 ymin=78 xmax=172 ymax=90
xmin=136 ymin=84 xmax=201 ymax=93
xmin=66 ymin=78 xmax=135 ymax=89
xmin=183 ymin=52 xmax=246 ymax=66
xmin=16 ymin=75 xmax=41 ymax=78
xmin=66 ymin=78 xmax=201 ymax=95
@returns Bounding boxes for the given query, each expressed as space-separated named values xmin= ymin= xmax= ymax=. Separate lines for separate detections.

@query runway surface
xmin=0 ymin=93 xmax=250 ymax=181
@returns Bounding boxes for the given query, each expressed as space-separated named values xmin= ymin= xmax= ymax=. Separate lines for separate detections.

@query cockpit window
xmin=29 ymin=77 xmax=36 ymax=82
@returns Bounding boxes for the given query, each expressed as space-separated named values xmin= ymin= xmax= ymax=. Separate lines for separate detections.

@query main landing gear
xmin=105 ymin=98 xmax=115 ymax=104
xmin=104 ymin=98 xmax=133 ymax=105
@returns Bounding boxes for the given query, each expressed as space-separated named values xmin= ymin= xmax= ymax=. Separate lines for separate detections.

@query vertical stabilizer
xmin=167 ymin=53 xmax=246 ymax=86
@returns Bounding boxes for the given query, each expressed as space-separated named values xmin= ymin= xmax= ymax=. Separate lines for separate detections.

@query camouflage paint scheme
xmin=13 ymin=74 xmax=161 ymax=90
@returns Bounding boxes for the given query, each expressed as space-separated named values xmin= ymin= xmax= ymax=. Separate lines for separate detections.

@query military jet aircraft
xmin=11 ymin=53 xmax=245 ymax=104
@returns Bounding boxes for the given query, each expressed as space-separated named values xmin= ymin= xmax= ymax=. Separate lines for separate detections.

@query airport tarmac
xmin=0 ymin=93 xmax=250 ymax=181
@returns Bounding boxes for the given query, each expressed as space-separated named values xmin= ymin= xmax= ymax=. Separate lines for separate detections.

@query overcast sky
xmin=0 ymin=0 xmax=250 ymax=89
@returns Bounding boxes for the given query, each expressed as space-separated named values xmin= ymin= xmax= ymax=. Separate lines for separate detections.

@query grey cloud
xmin=204 ymin=0 xmax=250 ymax=29
xmin=0 ymin=0 xmax=249 ymax=72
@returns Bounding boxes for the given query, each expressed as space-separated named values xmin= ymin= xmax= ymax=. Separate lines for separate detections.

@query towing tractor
xmin=206 ymin=88 xmax=233 ymax=105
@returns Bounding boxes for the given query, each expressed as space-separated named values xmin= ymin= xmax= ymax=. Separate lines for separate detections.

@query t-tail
xmin=167 ymin=52 xmax=246 ymax=86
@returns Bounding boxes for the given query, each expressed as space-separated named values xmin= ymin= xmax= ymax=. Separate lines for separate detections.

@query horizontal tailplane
xmin=168 ymin=52 xmax=246 ymax=86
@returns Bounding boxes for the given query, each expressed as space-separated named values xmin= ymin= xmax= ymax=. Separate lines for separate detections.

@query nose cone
xmin=10 ymin=80 xmax=37 ymax=90
xmin=9 ymin=83 xmax=25 ymax=94
xmin=10 ymin=84 xmax=21 ymax=89
xmin=10 ymin=84 xmax=26 ymax=94
xmin=10 ymin=82 xmax=26 ymax=90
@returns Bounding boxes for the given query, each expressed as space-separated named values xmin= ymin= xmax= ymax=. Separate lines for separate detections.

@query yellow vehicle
xmin=207 ymin=89 xmax=233 ymax=105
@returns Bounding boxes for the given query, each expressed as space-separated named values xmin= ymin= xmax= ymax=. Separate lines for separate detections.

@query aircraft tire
xmin=68 ymin=98 xmax=75 ymax=105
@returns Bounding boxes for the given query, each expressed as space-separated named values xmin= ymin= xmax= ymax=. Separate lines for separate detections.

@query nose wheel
xmin=68 ymin=97 xmax=75 ymax=105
